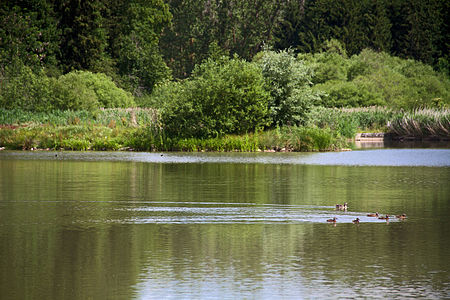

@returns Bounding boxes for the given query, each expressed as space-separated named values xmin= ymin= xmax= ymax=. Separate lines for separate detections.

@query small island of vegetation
xmin=1 ymin=0 xmax=449 ymax=152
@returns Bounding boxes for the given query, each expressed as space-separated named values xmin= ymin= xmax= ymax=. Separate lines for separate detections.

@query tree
xmin=257 ymin=49 xmax=319 ymax=126
xmin=56 ymin=0 xmax=108 ymax=72
xmin=160 ymin=0 xmax=287 ymax=79
xmin=388 ymin=0 xmax=445 ymax=65
xmin=275 ymin=0 xmax=392 ymax=56
xmin=107 ymin=0 xmax=172 ymax=95
xmin=0 ymin=0 xmax=60 ymax=72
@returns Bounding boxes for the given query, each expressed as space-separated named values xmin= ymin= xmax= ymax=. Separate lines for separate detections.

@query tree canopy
xmin=0 ymin=0 xmax=448 ymax=93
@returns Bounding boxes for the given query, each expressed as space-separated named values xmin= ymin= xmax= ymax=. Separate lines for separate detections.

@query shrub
xmin=159 ymin=56 xmax=270 ymax=138
xmin=0 ymin=64 xmax=136 ymax=112
xmin=298 ymin=40 xmax=350 ymax=84
xmin=257 ymin=49 xmax=319 ymax=126
xmin=307 ymin=48 xmax=450 ymax=110
xmin=54 ymin=71 xmax=135 ymax=111
xmin=313 ymin=80 xmax=385 ymax=108
xmin=0 ymin=61 xmax=56 ymax=111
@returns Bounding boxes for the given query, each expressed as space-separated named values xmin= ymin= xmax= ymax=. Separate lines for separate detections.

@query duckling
xmin=396 ymin=214 xmax=407 ymax=220
xmin=352 ymin=218 xmax=360 ymax=224
xmin=378 ymin=214 xmax=390 ymax=220
xmin=335 ymin=202 xmax=348 ymax=211
xmin=327 ymin=217 xmax=337 ymax=223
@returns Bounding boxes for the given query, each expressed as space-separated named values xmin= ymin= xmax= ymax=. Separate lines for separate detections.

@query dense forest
xmin=0 ymin=0 xmax=449 ymax=151
xmin=1 ymin=0 xmax=448 ymax=90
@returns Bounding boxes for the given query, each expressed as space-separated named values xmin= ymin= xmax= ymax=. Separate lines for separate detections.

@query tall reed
xmin=0 ymin=108 xmax=159 ymax=127
xmin=387 ymin=108 xmax=449 ymax=139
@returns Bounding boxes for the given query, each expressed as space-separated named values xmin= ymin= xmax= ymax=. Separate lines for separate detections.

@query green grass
xmin=0 ymin=123 xmax=346 ymax=152
xmin=1 ymin=107 xmax=448 ymax=151
xmin=0 ymin=108 xmax=159 ymax=127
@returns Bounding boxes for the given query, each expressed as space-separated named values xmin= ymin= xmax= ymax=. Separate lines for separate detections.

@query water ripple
xmin=111 ymin=203 xmax=398 ymax=225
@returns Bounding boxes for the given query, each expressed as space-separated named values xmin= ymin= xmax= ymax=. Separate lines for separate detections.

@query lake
xmin=0 ymin=149 xmax=449 ymax=299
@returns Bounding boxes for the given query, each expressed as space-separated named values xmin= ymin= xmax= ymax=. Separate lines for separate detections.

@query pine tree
xmin=56 ymin=0 xmax=108 ymax=72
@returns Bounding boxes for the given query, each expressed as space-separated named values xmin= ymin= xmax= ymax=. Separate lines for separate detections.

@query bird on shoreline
xmin=396 ymin=214 xmax=407 ymax=219
xmin=327 ymin=217 xmax=337 ymax=223
xmin=352 ymin=218 xmax=360 ymax=224
xmin=336 ymin=203 xmax=348 ymax=211
xmin=367 ymin=212 xmax=379 ymax=217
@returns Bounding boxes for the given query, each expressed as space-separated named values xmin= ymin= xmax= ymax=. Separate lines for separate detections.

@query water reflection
xmin=0 ymin=151 xmax=449 ymax=299
xmin=1 ymin=148 xmax=449 ymax=166
xmin=116 ymin=202 xmax=397 ymax=224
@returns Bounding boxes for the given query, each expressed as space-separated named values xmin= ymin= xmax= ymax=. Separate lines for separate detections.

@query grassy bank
xmin=1 ymin=107 xmax=448 ymax=152
xmin=0 ymin=123 xmax=346 ymax=152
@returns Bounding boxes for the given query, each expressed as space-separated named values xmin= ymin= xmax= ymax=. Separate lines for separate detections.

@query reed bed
xmin=0 ymin=108 xmax=159 ymax=128
xmin=387 ymin=108 xmax=450 ymax=139
xmin=306 ymin=106 xmax=396 ymax=137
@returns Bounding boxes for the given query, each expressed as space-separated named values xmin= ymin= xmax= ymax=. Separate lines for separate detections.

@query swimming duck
xmin=336 ymin=203 xmax=348 ymax=210
xmin=378 ymin=214 xmax=390 ymax=220
xmin=367 ymin=212 xmax=379 ymax=217
xmin=327 ymin=217 xmax=337 ymax=223
xmin=396 ymin=214 xmax=407 ymax=220
xmin=352 ymin=218 xmax=360 ymax=224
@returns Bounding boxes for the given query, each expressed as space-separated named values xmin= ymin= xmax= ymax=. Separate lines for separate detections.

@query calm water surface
xmin=0 ymin=149 xmax=449 ymax=299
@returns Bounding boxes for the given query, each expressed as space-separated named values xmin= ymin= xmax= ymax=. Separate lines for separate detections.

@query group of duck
xmin=326 ymin=203 xmax=407 ymax=224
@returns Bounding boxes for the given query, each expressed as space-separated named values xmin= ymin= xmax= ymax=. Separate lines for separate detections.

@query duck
xmin=367 ymin=212 xmax=379 ymax=217
xmin=352 ymin=218 xmax=360 ymax=224
xmin=396 ymin=214 xmax=407 ymax=220
xmin=378 ymin=214 xmax=390 ymax=220
xmin=327 ymin=217 xmax=337 ymax=223
xmin=335 ymin=202 xmax=348 ymax=210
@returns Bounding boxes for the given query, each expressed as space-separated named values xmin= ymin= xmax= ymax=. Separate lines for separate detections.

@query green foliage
xmin=257 ymin=49 xmax=319 ymax=126
xmin=0 ymin=1 xmax=60 ymax=71
xmin=282 ymin=0 xmax=393 ymax=56
xmin=109 ymin=0 xmax=172 ymax=95
xmin=158 ymin=56 xmax=270 ymax=138
xmin=55 ymin=0 xmax=108 ymax=72
xmin=0 ymin=108 xmax=157 ymax=128
xmin=298 ymin=41 xmax=350 ymax=84
xmin=257 ymin=126 xmax=343 ymax=151
xmin=0 ymin=64 xmax=135 ymax=113
xmin=305 ymin=48 xmax=450 ymax=110
xmin=0 ymin=61 xmax=56 ymax=111
xmin=0 ymin=124 xmax=128 ymax=151
xmin=313 ymin=81 xmax=385 ymax=108
xmin=160 ymin=0 xmax=287 ymax=79
xmin=54 ymin=71 xmax=135 ymax=111
xmin=306 ymin=106 xmax=397 ymax=136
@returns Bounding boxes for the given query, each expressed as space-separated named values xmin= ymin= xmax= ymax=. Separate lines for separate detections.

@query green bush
xmin=54 ymin=71 xmax=135 ymax=111
xmin=313 ymin=80 xmax=385 ymax=108
xmin=0 ymin=61 xmax=56 ymax=111
xmin=298 ymin=40 xmax=350 ymax=84
xmin=305 ymin=48 xmax=450 ymax=110
xmin=257 ymin=49 xmax=319 ymax=126
xmin=0 ymin=64 xmax=136 ymax=112
xmin=158 ymin=56 xmax=270 ymax=138
xmin=347 ymin=49 xmax=450 ymax=109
